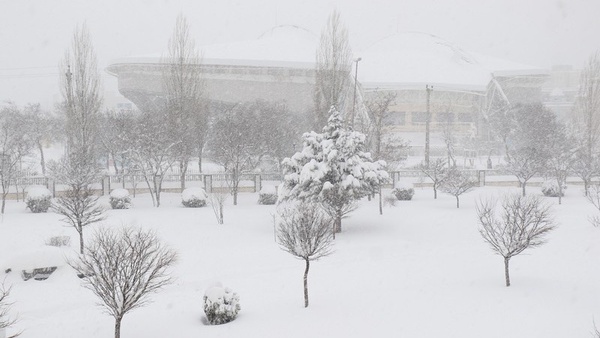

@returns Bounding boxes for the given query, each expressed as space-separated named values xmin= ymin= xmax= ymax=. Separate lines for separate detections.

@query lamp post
xmin=425 ymin=84 xmax=433 ymax=167
xmin=351 ymin=57 xmax=362 ymax=129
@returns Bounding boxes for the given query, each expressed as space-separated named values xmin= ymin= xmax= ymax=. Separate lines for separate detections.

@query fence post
xmin=204 ymin=175 xmax=212 ymax=193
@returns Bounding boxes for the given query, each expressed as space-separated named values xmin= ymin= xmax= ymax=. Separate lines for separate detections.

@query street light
xmin=351 ymin=57 xmax=362 ymax=129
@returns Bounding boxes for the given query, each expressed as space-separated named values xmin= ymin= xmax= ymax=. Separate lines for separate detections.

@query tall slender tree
xmin=163 ymin=14 xmax=208 ymax=188
xmin=573 ymin=51 xmax=600 ymax=195
xmin=59 ymin=23 xmax=102 ymax=161
xmin=313 ymin=10 xmax=352 ymax=129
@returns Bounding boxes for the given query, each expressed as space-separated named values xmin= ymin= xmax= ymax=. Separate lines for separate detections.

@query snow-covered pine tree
xmin=280 ymin=107 xmax=389 ymax=235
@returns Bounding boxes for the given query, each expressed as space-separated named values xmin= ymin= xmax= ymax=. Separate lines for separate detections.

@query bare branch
xmin=70 ymin=226 xmax=177 ymax=338
xmin=477 ymin=194 xmax=555 ymax=286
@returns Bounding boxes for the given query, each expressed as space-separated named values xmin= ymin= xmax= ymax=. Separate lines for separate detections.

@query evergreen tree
xmin=280 ymin=107 xmax=389 ymax=235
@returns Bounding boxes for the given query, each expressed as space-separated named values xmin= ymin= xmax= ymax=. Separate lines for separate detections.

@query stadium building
xmin=106 ymin=26 xmax=549 ymax=149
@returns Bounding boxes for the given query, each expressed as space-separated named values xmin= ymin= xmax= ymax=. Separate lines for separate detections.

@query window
xmin=411 ymin=111 xmax=427 ymax=124
xmin=384 ymin=111 xmax=406 ymax=125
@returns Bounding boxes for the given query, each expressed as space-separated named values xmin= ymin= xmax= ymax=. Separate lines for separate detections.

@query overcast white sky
xmin=1 ymin=0 xmax=599 ymax=109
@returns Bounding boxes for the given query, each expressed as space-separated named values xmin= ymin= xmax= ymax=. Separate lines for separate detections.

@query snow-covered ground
xmin=0 ymin=185 xmax=598 ymax=337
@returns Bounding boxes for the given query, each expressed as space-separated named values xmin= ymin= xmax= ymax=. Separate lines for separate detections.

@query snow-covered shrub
xmin=182 ymin=187 xmax=208 ymax=208
xmin=392 ymin=182 xmax=414 ymax=201
xmin=541 ymin=180 xmax=565 ymax=197
xmin=258 ymin=185 xmax=277 ymax=205
xmin=384 ymin=193 xmax=398 ymax=207
xmin=25 ymin=186 xmax=52 ymax=213
xmin=109 ymin=188 xmax=131 ymax=209
xmin=203 ymin=285 xmax=241 ymax=325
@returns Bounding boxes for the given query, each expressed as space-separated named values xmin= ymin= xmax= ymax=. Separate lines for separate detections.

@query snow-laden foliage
xmin=203 ymin=285 xmax=241 ymax=325
xmin=541 ymin=180 xmax=566 ymax=197
xmin=181 ymin=187 xmax=207 ymax=208
xmin=109 ymin=188 xmax=131 ymax=209
xmin=25 ymin=186 xmax=52 ymax=213
xmin=258 ymin=185 xmax=277 ymax=205
xmin=392 ymin=182 xmax=414 ymax=201
xmin=280 ymin=107 xmax=389 ymax=233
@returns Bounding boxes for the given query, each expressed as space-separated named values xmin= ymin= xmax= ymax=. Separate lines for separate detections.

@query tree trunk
xmin=504 ymin=257 xmax=511 ymax=287
xmin=153 ymin=176 xmax=161 ymax=208
xmin=334 ymin=208 xmax=342 ymax=234
xmin=198 ymin=147 xmax=203 ymax=173
xmin=558 ymin=182 xmax=563 ymax=205
xmin=219 ymin=203 xmax=224 ymax=224
xmin=38 ymin=141 xmax=46 ymax=176
xmin=78 ymin=228 xmax=84 ymax=255
xmin=433 ymin=186 xmax=437 ymax=199
xmin=378 ymin=186 xmax=383 ymax=215
xmin=304 ymin=258 xmax=310 ymax=308
xmin=456 ymin=195 xmax=459 ymax=208
xmin=114 ymin=316 xmax=122 ymax=338
xmin=522 ymin=181 xmax=526 ymax=197
xmin=180 ymin=160 xmax=187 ymax=191
xmin=584 ymin=179 xmax=590 ymax=197
xmin=1 ymin=193 xmax=6 ymax=214
xmin=111 ymin=152 xmax=119 ymax=175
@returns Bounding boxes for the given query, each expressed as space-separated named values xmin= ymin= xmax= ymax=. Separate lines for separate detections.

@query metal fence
xmin=4 ymin=169 xmax=590 ymax=200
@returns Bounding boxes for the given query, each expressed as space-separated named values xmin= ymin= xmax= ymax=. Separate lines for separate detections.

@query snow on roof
xmin=107 ymin=29 xmax=547 ymax=90
xmin=108 ymin=25 xmax=318 ymax=70
xmin=199 ymin=25 xmax=318 ymax=69
xmin=358 ymin=32 xmax=534 ymax=92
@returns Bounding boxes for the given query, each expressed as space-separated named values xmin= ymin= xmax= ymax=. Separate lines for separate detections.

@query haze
xmin=1 ymin=0 xmax=599 ymax=108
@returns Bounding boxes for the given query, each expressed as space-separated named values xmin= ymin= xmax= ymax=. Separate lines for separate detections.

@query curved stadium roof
xmin=107 ymin=26 xmax=547 ymax=92
xmin=358 ymin=32 xmax=547 ymax=91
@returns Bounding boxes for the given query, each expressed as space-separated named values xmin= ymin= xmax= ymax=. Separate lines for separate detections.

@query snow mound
xmin=2 ymin=246 xmax=68 ymax=272
xmin=110 ymin=188 xmax=130 ymax=199
xmin=26 ymin=186 xmax=52 ymax=199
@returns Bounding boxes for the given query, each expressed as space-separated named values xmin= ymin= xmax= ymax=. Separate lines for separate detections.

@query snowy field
xmin=0 ymin=185 xmax=598 ymax=337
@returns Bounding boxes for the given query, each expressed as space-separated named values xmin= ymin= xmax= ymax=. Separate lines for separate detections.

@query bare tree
xmin=505 ymin=104 xmax=558 ymax=196
xmin=439 ymin=101 xmax=457 ymax=168
xmin=0 ymin=105 xmax=34 ymax=213
xmin=488 ymin=106 xmax=516 ymax=161
xmin=419 ymin=158 xmax=448 ymax=199
xmin=365 ymin=90 xmax=397 ymax=160
xmin=586 ymin=183 xmax=600 ymax=227
xmin=51 ymin=153 xmax=105 ymax=254
xmin=546 ymin=124 xmax=576 ymax=205
xmin=97 ymin=109 xmax=136 ymax=176
xmin=163 ymin=14 xmax=208 ymax=186
xmin=23 ymin=103 xmax=61 ymax=177
xmin=208 ymin=191 xmax=228 ymax=225
xmin=0 ymin=282 xmax=19 ymax=337
xmin=59 ymin=23 xmax=102 ymax=160
xmin=70 ymin=227 xmax=177 ymax=338
xmin=208 ymin=102 xmax=262 ymax=205
xmin=313 ymin=10 xmax=352 ymax=128
xmin=572 ymin=52 xmax=600 ymax=196
xmin=253 ymin=100 xmax=308 ymax=169
xmin=130 ymin=111 xmax=179 ymax=207
xmin=477 ymin=194 xmax=555 ymax=287
xmin=276 ymin=203 xmax=333 ymax=307
xmin=441 ymin=167 xmax=475 ymax=208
